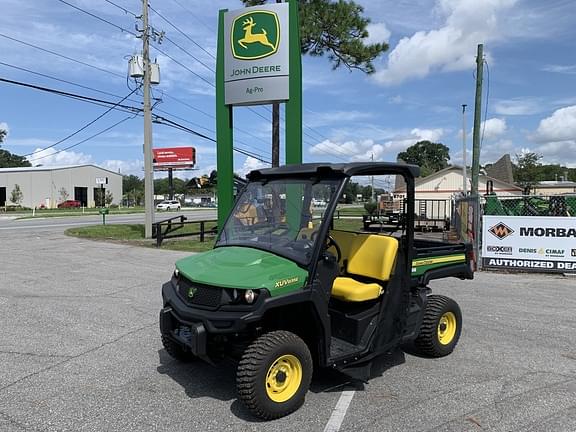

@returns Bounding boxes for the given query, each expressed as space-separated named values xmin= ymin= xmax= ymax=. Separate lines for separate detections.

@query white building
xmin=395 ymin=166 xmax=523 ymax=200
xmin=0 ymin=165 xmax=122 ymax=209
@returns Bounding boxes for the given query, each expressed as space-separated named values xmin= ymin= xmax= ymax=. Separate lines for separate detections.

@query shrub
xmin=364 ymin=202 xmax=377 ymax=215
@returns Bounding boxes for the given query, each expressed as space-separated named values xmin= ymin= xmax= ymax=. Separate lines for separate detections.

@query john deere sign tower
xmin=216 ymin=1 xmax=302 ymax=226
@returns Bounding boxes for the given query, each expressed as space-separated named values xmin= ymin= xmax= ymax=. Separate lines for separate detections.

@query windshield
xmin=216 ymin=178 xmax=341 ymax=265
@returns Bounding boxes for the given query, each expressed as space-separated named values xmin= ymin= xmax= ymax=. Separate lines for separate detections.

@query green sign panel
xmin=231 ymin=11 xmax=280 ymax=60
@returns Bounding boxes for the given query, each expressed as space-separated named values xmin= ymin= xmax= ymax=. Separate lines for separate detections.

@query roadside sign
xmin=153 ymin=147 xmax=196 ymax=170
xmin=224 ymin=3 xmax=289 ymax=105
xmin=482 ymin=215 xmax=576 ymax=272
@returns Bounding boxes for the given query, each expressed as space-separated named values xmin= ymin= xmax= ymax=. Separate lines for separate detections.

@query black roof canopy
xmin=247 ymin=162 xmax=420 ymax=181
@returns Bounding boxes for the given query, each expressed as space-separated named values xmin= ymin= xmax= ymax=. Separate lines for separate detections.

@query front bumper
xmin=160 ymin=306 xmax=207 ymax=357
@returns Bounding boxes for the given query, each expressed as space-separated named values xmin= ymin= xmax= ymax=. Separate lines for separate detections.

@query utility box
xmin=151 ymin=63 xmax=160 ymax=85
xmin=129 ymin=55 xmax=144 ymax=78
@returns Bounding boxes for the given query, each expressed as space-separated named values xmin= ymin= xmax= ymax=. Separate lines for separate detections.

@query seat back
xmin=347 ymin=235 xmax=398 ymax=282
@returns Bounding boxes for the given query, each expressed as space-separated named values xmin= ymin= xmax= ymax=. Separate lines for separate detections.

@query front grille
xmin=178 ymin=277 xmax=223 ymax=308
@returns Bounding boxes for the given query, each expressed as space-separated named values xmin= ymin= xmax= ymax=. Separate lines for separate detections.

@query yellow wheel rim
xmin=265 ymin=354 xmax=303 ymax=403
xmin=437 ymin=312 xmax=457 ymax=345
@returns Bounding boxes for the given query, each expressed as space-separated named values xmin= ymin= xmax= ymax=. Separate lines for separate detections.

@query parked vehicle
xmin=57 ymin=200 xmax=81 ymax=208
xmin=159 ymin=163 xmax=474 ymax=419
xmin=156 ymin=200 xmax=181 ymax=211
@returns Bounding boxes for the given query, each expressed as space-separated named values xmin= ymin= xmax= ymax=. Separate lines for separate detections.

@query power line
xmin=102 ymin=0 xmax=137 ymax=17
xmin=151 ymin=43 xmax=214 ymax=87
xmin=170 ymin=0 xmax=216 ymax=35
xmin=154 ymin=117 xmax=271 ymax=164
xmin=56 ymin=0 xmax=138 ymax=37
xmin=149 ymin=4 xmax=216 ymax=63
xmin=0 ymin=33 xmax=124 ymax=79
xmin=28 ymin=115 xmax=136 ymax=162
xmin=0 ymin=77 xmax=141 ymax=113
xmin=23 ymin=87 xmax=140 ymax=157
xmin=480 ymin=59 xmax=490 ymax=150
xmin=0 ymin=58 xmax=269 ymax=159
xmin=0 ymin=61 xmax=141 ymax=106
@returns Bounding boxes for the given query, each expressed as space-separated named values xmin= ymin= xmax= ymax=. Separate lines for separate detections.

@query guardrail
xmin=152 ymin=215 xmax=218 ymax=247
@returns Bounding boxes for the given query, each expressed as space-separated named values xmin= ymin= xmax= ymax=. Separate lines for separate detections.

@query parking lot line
xmin=323 ymin=390 xmax=356 ymax=432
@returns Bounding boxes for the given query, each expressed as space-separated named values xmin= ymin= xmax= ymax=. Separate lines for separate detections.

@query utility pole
xmin=462 ymin=104 xmax=467 ymax=195
xmin=471 ymin=44 xmax=483 ymax=197
xmin=370 ymin=153 xmax=375 ymax=202
xmin=271 ymin=0 xmax=282 ymax=168
xmin=141 ymin=0 xmax=154 ymax=238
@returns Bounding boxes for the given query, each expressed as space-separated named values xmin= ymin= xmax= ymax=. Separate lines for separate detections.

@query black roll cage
xmin=245 ymin=162 xmax=419 ymax=279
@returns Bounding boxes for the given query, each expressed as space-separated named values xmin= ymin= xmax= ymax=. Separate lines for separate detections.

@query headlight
xmin=244 ymin=289 xmax=257 ymax=304
xmin=174 ymin=267 xmax=180 ymax=277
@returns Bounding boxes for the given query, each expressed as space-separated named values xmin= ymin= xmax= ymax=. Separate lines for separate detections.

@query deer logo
xmin=231 ymin=11 xmax=280 ymax=60
xmin=238 ymin=17 xmax=275 ymax=50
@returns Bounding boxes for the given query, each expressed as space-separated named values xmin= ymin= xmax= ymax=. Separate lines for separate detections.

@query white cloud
xmin=239 ymin=156 xmax=269 ymax=176
xmin=533 ymin=106 xmax=576 ymax=143
xmin=477 ymin=118 xmax=507 ymax=141
xmin=521 ymin=106 xmax=576 ymax=166
xmin=309 ymin=128 xmax=444 ymax=162
xmin=101 ymin=159 xmax=142 ymax=176
xmin=493 ymin=98 xmax=543 ymax=116
xmin=26 ymin=148 xmax=92 ymax=166
xmin=304 ymin=110 xmax=375 ymax=128
xmin=373 ymin=0 xmax=517 ymax=85
xmin=0 ymin=122 xmax=9 ymax=136
xmin=365 ymin=22 xmax=391 ymax=45
xmin=542 ymin=64 xmax=576 ymax=74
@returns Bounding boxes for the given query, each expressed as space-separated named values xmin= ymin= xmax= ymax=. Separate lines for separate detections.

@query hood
xmin=175 ymin=246 xmax=307 ymax=296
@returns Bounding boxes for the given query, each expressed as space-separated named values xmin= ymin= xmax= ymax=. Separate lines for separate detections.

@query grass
xmin=65 ymin=223 xmax=216 ymax=252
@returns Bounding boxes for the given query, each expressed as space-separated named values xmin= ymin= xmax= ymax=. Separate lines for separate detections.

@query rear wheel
xmin=413 ymin=295 xmax=462 ymax=357
xmin=237 ymin=330 xmax=313 ymax=420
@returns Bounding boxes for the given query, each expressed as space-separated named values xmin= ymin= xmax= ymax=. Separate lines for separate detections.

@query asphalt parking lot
xmin=0 ymin=227 xmax=575 ymax=431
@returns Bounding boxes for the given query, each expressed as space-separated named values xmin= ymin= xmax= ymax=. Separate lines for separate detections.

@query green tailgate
xmin=175 ymin=246 xmax=307 ymax=296
xmin=411 ymin=254 xmax=467 ymax=277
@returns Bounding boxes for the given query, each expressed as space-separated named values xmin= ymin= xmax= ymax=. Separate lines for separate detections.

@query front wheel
xmin=413 ymin=295 xmax=462 ymax=357
xmin=237 ymin=330 xmax=313 ymax=420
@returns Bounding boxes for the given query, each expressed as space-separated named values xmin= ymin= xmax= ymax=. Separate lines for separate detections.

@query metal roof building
xmin=0 ymin=165 xmax=122 ymax=209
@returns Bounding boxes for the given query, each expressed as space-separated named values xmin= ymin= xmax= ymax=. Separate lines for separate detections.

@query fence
xmin=483 ymin=194 xmax=576 ymax=217
xmin=480 ymin=195 xmax=576 ymax=274
xmin=153 ymin=215 xmax=218 ymax=247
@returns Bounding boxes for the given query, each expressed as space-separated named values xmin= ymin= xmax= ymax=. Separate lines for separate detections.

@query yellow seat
xmin=332 ymin=277 xmax=383 ymax=302
xmin=330 ymin=234 xmax=399 ymax=302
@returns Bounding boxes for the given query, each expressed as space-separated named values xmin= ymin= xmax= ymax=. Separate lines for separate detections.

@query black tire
xmin=161 ymin=334 xmax=195 ymax=362
xmin=413 ymin=295 xmax=462 ymax=358
xmin=237 ymin=330 xmax=313 ymax=420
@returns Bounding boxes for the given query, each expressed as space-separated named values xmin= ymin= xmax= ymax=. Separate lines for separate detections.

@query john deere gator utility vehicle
xmin=160 ymin=163 xmax=474 ymax=419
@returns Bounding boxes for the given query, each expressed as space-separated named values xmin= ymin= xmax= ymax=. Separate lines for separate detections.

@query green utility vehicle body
xmin=160 ymin=162 xmax=474 ymax=419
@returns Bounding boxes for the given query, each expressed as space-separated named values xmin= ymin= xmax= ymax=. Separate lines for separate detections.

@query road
xmin=0 ymin=209 xmax=217 ymax=232
xmin=0 ymin=222 xmax=575 ymax=431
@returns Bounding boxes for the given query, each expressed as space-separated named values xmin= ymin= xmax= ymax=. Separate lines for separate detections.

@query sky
xmin=1 ymin=0 xmax=576 ymax=183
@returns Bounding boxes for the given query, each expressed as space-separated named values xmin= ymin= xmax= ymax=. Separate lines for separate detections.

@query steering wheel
xmin=325 ymin=235 xmax=342 ymax=263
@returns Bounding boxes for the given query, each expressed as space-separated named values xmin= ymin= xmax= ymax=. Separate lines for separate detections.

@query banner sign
xmin=224 ymin=3 xmax=289 ymax=105
xmin=153 ymin=147 xmax=196 ymax=170
xmin=482 ymin=215 xmax=576 ymax=272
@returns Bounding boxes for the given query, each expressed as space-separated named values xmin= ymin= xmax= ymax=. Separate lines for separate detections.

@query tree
xmin=0 ymin=128 xmax=31 ymax=168
xmin=241 ymin=0 xmax=389 ymax=166
xmin=242 ymin=0 xmax=388 ymax=72
xmin=105 ymin=190 xmax=114 ymax=206
xmin=58 ymin=187 xmax=69 ymax=203
xmin=514 ymin=152 xmax=542 ymax=194
xmin=397 ymin=141 xmax=450 ymax=177
xmin=10 ymin=184 xmax=23 ymax=205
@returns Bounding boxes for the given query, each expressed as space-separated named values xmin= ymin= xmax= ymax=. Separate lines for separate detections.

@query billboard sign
xmin=482 ymin=215 xmax=576 ymax=272
xmin=153 ymin=147 xmax=196 ymax=170
xmin=224 ymin=3 xmax=289 ymax=105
